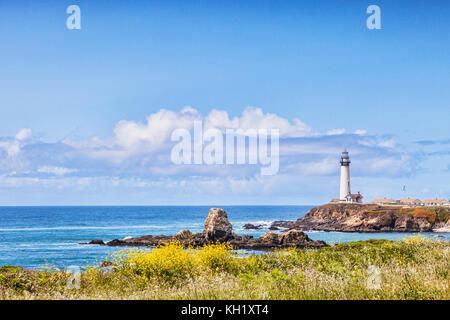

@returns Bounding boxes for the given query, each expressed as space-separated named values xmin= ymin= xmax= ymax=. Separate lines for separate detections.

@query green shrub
xmin=0 ymin=236 xmax=448 ymax=300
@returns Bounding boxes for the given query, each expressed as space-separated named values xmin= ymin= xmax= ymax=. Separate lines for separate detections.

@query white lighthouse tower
xmin=339 ymin=150 xmax=351 ymax=201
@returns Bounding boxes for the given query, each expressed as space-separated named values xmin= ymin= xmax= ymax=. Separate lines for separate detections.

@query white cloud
xmin=62 ymin=107 xmax=317 ymax=164
xmin=0 ymin=140 xmax=20 ymax=157
xmin=38 ymin=166 xmax=79 ymax=176
xmin=355 ymin=155 xmax=413 ymax=177
xmin=327 ymin=128 xmax=346 ymax=135
xmin=204 ymin=107 xmax=316 ymax=137
xmin=0 ymin=107 xmax=418 ymax=189
xmin=280 ymin=142 xmax=343 ymax=156
xmin=378 ymin=139 xmax=397 ymax=149
xmin=354 ymin=129 xmax=367 ymax=135
xmin=113 ymin=107 xmax=201 ymax=153
xmin=0 ymin=128 xmax=33 ymax=157
xmin=326 ymin=129 xmax=367 ymax=136
xmin=288 ymin=158 xmax=337 ymax=175
xmin=15 ymin=128 xmax=33 ymax=141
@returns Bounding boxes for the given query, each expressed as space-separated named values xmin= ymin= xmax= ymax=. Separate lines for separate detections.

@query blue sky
xmin=0 ymin=0 xmax=449 ymax=205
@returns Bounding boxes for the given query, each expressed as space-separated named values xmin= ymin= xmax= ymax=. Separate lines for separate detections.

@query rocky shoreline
xmin=83 ymin=208 xmax=328 ymax=250
xmin=270 ymin=203 xmax=450 ymax=233
xmin=83 ymin=204 xmax=449 ymax=251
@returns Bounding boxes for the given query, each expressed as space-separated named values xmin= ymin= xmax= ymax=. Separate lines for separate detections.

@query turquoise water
xmin=0 ymin=206 xmax=448 ymax=269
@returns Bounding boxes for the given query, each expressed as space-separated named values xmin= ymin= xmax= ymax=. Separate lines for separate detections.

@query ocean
xmin=0 ymin=206 xmax=448 ymax=269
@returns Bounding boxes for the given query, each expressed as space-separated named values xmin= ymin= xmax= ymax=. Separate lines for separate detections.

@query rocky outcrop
xmin=271 ymin=220 xmax=296 ymax=229
xmin=271 ymin=204 xmax=450 ymax=233
xmin=433 ymin=219 xmax=450 ymax=233
xmin=203 ymin=208 xmax=233 ymax=241
xmin=280 ymin=230 xmax=309 ymax=244
xmin=83 ymin=208 xmax=328 ymax=250
xmin=88 ymin=239 xmax=105 ymax=245
xmin=230 ymin=229 xmax=327 ymax=250
xmin=174 ymin=230 xmax=193 ymax=240
xmin=243 ymin=223 xmax=263 ymax=230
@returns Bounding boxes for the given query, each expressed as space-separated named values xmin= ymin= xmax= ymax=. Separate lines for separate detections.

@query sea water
xmin=0 ymin=206 xmax=448 ymax=269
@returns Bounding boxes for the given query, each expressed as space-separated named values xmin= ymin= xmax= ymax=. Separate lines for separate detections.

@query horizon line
xmin=0 ymin=204 xmax=320 ymax=207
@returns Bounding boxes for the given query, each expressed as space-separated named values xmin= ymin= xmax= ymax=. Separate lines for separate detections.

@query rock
xmin=433 ymin=219 xmax=450 ymax=232
xmin=259 ymin=232 xmax=280 ymax=244
xmin=229 ymin=230 xmax=327 ymax=250
xmin=270 ymin=220 xmax=295 ymax=229
xmin=85 ymin=207 xmax=329 ymax=250
xmin=88 ymin=239 xmax=105 ymax=245
xmin=106 ymin=239 xmax=123 ymax=246
xmin=373 ymin=212 xmax=396 ymax=231
xmin=203 ymin=208 xmax=233 ymax=242
xmin=175 ymin=230 xmax=192 ymax=240
xmin=281 ymin=203 xmax=449 ymax=233
xmin=394 ymin=215 xmax=424 ymax=232
xmin=243 ymin=223 xmax=263 ymax=230
xmin=279 ymin=229 xmax=308 ymax=245
xmin=258 ymin=230 xmax=309 ymax=246
xmin=268 ymin=226 xmax=279 ymax=230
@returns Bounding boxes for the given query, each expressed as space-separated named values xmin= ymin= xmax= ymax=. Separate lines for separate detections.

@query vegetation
xmin=0 ymin=236 xmax=449 ymax=300
xmin=365 ymin=205 xmax=450 ymax=224
xmin=437 ymin=208 xmax=450 ymax=223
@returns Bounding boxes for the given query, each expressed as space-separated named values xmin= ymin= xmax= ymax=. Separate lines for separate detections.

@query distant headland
xmin=270 ymin=151 xmax=450 ymax=233
xmin=271 ymin=203 xmax=450 ymax=233
xmin=331 ymin=150 xmax=449 ymax=207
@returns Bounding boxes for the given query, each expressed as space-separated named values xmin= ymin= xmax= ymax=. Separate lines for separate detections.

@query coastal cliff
xmin=272 ymin=203 xmax=450 ymax=233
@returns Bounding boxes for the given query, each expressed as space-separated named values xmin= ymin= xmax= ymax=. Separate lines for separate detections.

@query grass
xmin=0 ymin=236 xmax=449 ymax=300
xmin=365 ymin=206 xmax=450 ymax=225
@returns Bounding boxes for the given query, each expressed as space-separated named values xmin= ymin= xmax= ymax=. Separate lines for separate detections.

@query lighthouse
xmin=339 ymin=150 xmax=351 ymax=201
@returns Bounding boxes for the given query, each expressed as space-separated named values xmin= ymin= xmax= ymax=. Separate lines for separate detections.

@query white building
xmin=398 ymin=198 xmax=422 ymax=206
xmin=339 ymin=150 xmax=363 ymax=203
xmin=345 ymin=192 xmax=364 ymax=204
xmin=422 ymin=199 xmax=446 ymax=207
xmin=372 ymin=198 xmax=398 ymax=205
xmin=340 ymin=150 xmax=351 ymax=201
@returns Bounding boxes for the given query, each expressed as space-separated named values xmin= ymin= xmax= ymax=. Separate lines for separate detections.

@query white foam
xmin=234 ymin=220 xmax=275 ymax=227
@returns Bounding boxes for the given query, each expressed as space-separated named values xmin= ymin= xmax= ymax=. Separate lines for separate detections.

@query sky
xmin=0 ymin=0 xmax=449 ymax=205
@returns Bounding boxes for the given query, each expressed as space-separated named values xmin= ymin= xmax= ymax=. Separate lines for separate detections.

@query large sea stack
xmin=203 ymin=208 xmax=233 ymax=241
